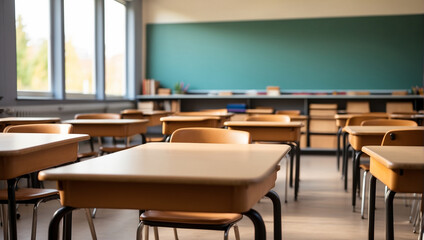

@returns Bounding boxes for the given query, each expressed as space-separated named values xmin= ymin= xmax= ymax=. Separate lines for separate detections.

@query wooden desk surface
xmin=344 ymin=126 xmax=424 ymax=135
xmin=63 ymin=119 xmax=149 ymax=137
xmin=40 ymin=143 xmax=289 ymax=185
xmin=142 ymin=110 xmax=172 ymax=116
xmin=362 ymin=146 xmax=424 ymax=170
xmin=39 ymin=143 xmax=290 ymax=212
xmin=0 ymin=133 xmax=89 ymax=180
xmin=64 ymin=119 xmax=148 ymax=125
xmin=246 ymin=109 xmax=274 ymax=114
xmin=224 ymin=121 xmax=303 ymax=128
xmin=0 ymin=117 xmax=61 ymax=124
xmin=173 ymin=112 xmax=234 ymax=118
xmin=160 ymin=116 xmax=221 ymax=122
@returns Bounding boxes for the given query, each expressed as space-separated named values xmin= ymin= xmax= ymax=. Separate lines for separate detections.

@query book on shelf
xmin=142 ymin=79 xmax=160 ymax=95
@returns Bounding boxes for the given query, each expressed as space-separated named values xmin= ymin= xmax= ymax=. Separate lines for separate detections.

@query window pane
xmin=105 ymin=0 xmax=126 ymax=97
xmin=64 ymin=0 xmax=95 ymax=95
xmin=15 ymin=0 xmax=50 ymax=92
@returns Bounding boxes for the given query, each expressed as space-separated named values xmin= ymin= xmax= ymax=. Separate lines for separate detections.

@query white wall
xmin=142 ymin=0 xmax=424 ymax=24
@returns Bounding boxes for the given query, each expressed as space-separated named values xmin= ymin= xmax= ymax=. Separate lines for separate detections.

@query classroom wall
xmin=141 ymin=0 xmax=424 ymax=92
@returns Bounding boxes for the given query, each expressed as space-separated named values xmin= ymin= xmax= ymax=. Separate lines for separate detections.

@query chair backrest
xmin=74 ymin=113 xmax=121 ymax=119
xmin=170 ymin=127 xmax=251 ymax=144
xmin=361 ymin=119 xmax=418 ymax=127
xmin=346 ymin=101 xmax=370 ymax=114
xmin=245 ymin=114 xmax=291 ymax=122
xmin=275 ymin=110 xmax=301 ymax=116
xmin=120 ymin=109 xmax=144 ymax=119
xmin=381 ymin=129 xmax=424 ymax=146
xmin=3 ymin=123 xmax=73 ymax=134
xmin=386 ymin=102 xmax=414 ymax=114
xmin=345 ymin=114 xmax=388 ymax=126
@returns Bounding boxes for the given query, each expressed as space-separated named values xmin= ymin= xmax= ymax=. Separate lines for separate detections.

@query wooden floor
xmin=1 ymin=152 xmax=420 ymax=239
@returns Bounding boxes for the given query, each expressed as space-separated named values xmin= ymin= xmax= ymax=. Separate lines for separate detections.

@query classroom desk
xmin=246 ymin=109 xmax=274 ymax=115
xmin=173 ymin=112 xmax=234 ymax=127
xmin=160 ymin=116 xmax=221 ymax=139
xmin=0 ymin=117 xmax=61 ymax=132
xmin=39 ymin=143 xmax=291 ymax=240
xmin=0 ymin=133 xmax=89 ymax=240
xmin=142 ymin=111 xmax=172 ymax=127
xmin=224 ymin=121 xmax=303 ymax=200
xmin=362 ymin=146 xmax=424 ymax=240
xmin=63 ymin=119 xmax=149 ymax=137
xmin=390 ymin=113 xmax=424 ymax=125
xmin=343 ymin=126 xmax=424 ymax=211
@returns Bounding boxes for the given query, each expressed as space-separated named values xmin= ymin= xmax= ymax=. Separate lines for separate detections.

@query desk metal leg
xmin=294 ymin=142 xmax=301 ymax=201
xmin=7 ymin=178 xmax=17 ymax=240
xmin=336 ymin=127 xmax=342 ymax=171
xmin=266 ymin=190 xmax=282 ymax=240
xmin=244 ymin=209 xmax=266 ymax=240
xmin=385 ymin=189 xmax=396 ymax=240
xmin=48 ymin=206 xmax=75 ymax=240
xmin=368 ymin=175 xmax=376 ymax=240
xmin=352 ymin=150 xmax=362 ymax=211
xmin=342 ymin=131 xmax=348 ymax=180
xmin=289 ymin=145 xmax=294 ymax=188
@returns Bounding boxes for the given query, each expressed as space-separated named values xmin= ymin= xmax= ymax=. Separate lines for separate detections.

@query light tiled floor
xmin=1 ymin=152 xmax=420 ymax=239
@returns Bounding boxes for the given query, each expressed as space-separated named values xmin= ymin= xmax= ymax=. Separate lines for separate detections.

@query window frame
xmin=15 ymin=0 xmax=131 ymax=101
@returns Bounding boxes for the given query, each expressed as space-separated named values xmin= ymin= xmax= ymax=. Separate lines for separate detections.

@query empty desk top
xmin=63 ymin=119 xmax=149 ymax=137
xmin=363 ymin=146 xmax=424 ymax=170
xmin=39 ymin=142 xmax=290 ymax=213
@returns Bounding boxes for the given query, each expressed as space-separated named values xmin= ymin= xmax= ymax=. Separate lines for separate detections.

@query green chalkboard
xmin=146 ymin=15 xmax=424 ymax=91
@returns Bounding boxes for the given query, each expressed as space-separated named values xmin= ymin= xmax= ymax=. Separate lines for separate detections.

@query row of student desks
xmin=0 ymin=115 xmax=300 ymax=240
xmin=2 ymin=114 xmax=422 ymax=240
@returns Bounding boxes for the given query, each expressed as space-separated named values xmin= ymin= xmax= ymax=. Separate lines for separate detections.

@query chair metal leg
xmin=136 ymin=222 xmax=144 ymax=240
xmin=173 ymin=228 xmax=179 ymax=240
xmin=144 ymin=225 xmax=149 ymax=240
xmin=234 ymin=224 xmax=240 ymax=240
xmin=352 ymin=150 xmax=362 ymax=212
xmin=153 ymin=226 xmax=159 ymax=240
xmin=92 ymin=208 xmax=97 ymax=218
xmin=1 ymin=204 xmax=8 ymax=240
xmin=361 ymin=170 xmax=368 ymax=219
xmin=30 ymin=200 xmax=43 ymax=240
xmin=223 ymin=227 xmax=230 ymax=240
xmin=84 ymin=208 xmax=97 ymax=240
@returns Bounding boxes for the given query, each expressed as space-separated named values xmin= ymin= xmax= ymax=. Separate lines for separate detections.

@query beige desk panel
xmin=40 ymin=143 xmax=289 ymax=212
xmin=64 ymin=119 xmax=148 ymax=137
xmin=225 ymin=121 xmax=302 ymax=142
xmin=363 ymin=146 xmax=424 ymax=193
xmin=0 ymin=133 xmax=88 ymax=180
xmin=161 ymin=117 xmax=220 ymax=135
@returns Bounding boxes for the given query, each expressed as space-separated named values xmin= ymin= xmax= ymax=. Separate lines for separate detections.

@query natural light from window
xmin=105 ymin=0 xmax=126 ymax=97
xmin=15 ymin=0 xmax=50 ymax=92
xmin=64 ymin=0 xmax=95 ymax=95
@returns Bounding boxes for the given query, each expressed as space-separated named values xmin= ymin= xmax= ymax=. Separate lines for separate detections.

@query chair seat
xmin=0 ymin=188 xmax=58 ymax=201
xmin=140 ymin=210 xmax=243 ymax=225
xmin=78 ymin=151 xmax=98 ymax=159
xmin=360 ymin=164 xmax=370 ymax=171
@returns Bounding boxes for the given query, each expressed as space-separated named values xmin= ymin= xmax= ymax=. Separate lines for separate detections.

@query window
xmin=64 ymin=0 xmax=95 ymax=96
xmin=105 ymin=0 xmax=126 ymax=97
xmin=15 ymin=0 xmax=50 ymax=94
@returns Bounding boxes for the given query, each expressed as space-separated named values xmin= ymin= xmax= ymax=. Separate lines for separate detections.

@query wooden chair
xmin=1 ymin=124 xmax=97 ymax=240
xmin=361 ymin=119 xmax=418 ymax=127
xmin=245 ymin=114 xmax=291 ymax=122
xmin=137 ymin=128 xmax=251 ymax=240
xmin=346 ymin=101 xmax=370 ymax=114
xmin=360 ymin=129 xmax=423 ymax=219
xmin=120 ymin=109 xmax=148 ymax=143
xmin=75 ymin=113 xmax=132 ymax=155
xmin=342 ymin=113 xmax=389 ymax=190
xmin=275 ymin=110 xmax=301 ymax=116
xmin=386 ymin=102 xmax=414 ymax=114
